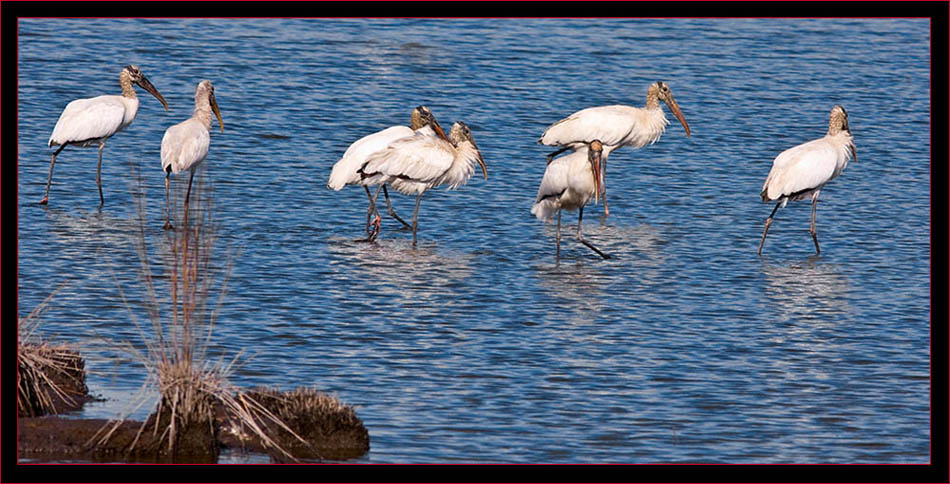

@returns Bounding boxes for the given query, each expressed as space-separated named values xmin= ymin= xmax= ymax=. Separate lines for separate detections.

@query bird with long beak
xmin=43 ymin=64 xmax=169 ymax=207
xmin=539 ymin=81 xmax=691 ymax=217
xmin=160 ymin=80 xmax=224 ymax=229
xmin=359 ymin=120 xmax=488 ymax=246
xmin=758 ymin=105 xmax=856 ymax=255
xmin=531 ymin=140 xmax=609 ymax=260
xmin=328 ymin=105 xmax=449 ymax=241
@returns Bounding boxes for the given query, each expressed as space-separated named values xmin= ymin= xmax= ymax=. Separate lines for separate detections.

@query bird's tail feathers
xmin=531 ymin=199 xmax=558 ymax=221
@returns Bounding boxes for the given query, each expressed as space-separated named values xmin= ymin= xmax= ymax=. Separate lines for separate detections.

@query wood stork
xmin=327 ymin=106 xmax=448 ymax=240
xmin=757 ymin=105 xmax=856 ymax=255
xmin=359 ymin=121 xmax=488 ymax=246
xmin=531 ymin=140 xmax=609 ymax=260
xmin=160 ymin=80 xmax=224 ymax=230
xmin=42 ymin=65 xmax=169 ymax=207
xmin=539 ymin=81 xmax=691 ymax=216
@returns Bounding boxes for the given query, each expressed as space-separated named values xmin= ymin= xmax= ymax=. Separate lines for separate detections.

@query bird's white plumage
xmin=49 ymin=95 xmax=140 ymax=147
xmin=531 ymin=146 xmax=599 ymax=221
xmin=761 ymin=132 xmax=854 ymax=205
xmin=361 ymin=130 xmax=481 ymax=195
xmin=540 ymin=105 xmax=670 ymax=150
xmin=161 ymin=118 xmax=211 ymax=175
xmin=327 ymin=125 xmax=416 ymax=190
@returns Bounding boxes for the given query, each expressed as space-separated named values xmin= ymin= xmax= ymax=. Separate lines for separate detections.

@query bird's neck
xmin=193 ymin=100 xmax=214 ymax=131
xmin=645 ymin=92 xmax=661 ymax=110
xmin=119 ymin=72 xmax=137 ymax=98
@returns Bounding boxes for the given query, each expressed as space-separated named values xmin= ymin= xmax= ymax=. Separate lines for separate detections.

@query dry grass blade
xmin=92 ymin=163 xmax=303 ymax=462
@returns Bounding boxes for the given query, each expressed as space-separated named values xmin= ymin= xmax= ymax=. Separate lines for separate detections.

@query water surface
xmin=17 ymin=18 xmax=930 ymax=463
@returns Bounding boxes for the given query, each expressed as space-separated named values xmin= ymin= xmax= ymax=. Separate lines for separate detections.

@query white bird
xmin=42 ymin=65 xmax=169 ymax=207
xmin=328 ymin=106 xmax=448 ymax=240
xmin=757 ymin=105 xmax=856 ymax=255
xmin=531 ymin=140 xmax=608 ymax=259
xmin=160 ymin=80 xmax=224 ymax=230
xmin=359 ymin=121 xmax=488 ymax=246
xmin=539 ymin=81 xmax=691 ymax=216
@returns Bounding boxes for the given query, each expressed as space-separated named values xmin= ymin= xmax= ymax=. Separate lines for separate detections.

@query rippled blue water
xmin=17 ymin=19 xmax=930 ymax=463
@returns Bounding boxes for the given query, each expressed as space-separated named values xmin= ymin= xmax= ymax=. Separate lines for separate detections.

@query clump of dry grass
xmin=93 ymin=168 xmax=305 ymax=462
xmin=222 ymin=386 xmax=370 ymax=461
xmin=18 ymin=284 xmax=89 ymax=417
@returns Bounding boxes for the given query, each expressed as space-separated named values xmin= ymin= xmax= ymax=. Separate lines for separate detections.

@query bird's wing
xmin=762 ymin=138 xmax=838 ymax=200
xmin=539 ymin=105 xmax=643 ymax=147
xmin=327 ymin=125 xmax=414 ymax=189
xmin=361 ymin=132 xmax=455 ymax=184
xmin=531 ymin=151 xmax=576 ymax=220
xmin=49 ymin=95 xmax=128 ymax=146
xmin=535 ymin=151 xmax=575 ymax=202
xmin=161 ymin=120 xmax=210 ymax=175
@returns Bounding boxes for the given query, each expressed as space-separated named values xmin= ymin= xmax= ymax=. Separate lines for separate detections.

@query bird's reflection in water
xmin=761 ymin=255 xmax=851 ymax=325
xmin=535 ymin=260 xmax=606 ymax=325
xmin=325 ymin=236 xmax=475 ymax=320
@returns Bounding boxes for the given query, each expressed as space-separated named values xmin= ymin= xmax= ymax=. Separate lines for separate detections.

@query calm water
xmin=17 ymin=19 xmax=930 ymax=463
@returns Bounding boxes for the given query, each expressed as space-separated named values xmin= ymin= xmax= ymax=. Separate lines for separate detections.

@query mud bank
xmin=18 ymin=387 xmax=370 ymax=463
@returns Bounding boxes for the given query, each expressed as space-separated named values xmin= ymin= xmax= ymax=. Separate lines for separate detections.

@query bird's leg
xmin=411 ymin=192 xmax=423 ymax=247
xmin=757 ymin=201 xmax=782 ymax=255
xmin=96 ymin=141 xmax=105 ymax=208
xmin=383 ymin=184 xmax=412 ymax=229
xmin=40 ymin=144 xmax=67 ymax=205
xmin=183 ymin=170 xmax=195 ymax=228
xmin=810 ymin=194 xmax=821 ymax=255
xmin=163 ymin=173 xmax=173 ymax=230
xmin=545 ymin=146 xmax=570 ymax=165
xmin=555 ymin=208 xmax=562 ymax=260
xmin=355 ymin=185 xmax=383 ymax=243
xmin=600 ymin=156 xmax=609 ymax=217
xmin=576 ymin=207 xmax=610 ymax=259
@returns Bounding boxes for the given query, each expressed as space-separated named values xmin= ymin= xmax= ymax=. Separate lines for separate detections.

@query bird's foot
xmin=39 ymin=196 xmax=49 ymax=205
xmin=164 ymin=220 xmax=174 ymax=231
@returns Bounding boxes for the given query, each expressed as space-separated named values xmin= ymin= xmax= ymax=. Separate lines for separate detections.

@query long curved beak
xmin=590 ymin=149 xmax=602 ymax=204
xmin=137 ymin=76 xmax=169 ymax=111
xmin=849 ymin=142 xmax=857 ymax=163
xmin=666 ymin=96 xmax=690 ymax=137
xmin=431 ymin=120 xmax=449 ymax=142
xmin=210 ymin=92 xmax=224 ymax=133
xmin=476 ymin=151 xmax=488 ymax=180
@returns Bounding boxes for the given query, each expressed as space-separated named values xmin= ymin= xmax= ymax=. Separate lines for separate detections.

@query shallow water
xmin=17 ymin=18 xmax=930 ymax=463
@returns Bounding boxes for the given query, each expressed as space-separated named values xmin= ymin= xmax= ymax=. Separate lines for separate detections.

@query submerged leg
xmin=40 ymin=144 xmax=68 ymax=205
xmin=577 ymin=207 xmax=610 ymax=259
xmin=809 ymin=193 xmax=821 ymax=255
xmin=411 ymin=192 xmax=424 ymax=247
xmin=96 ymin=142 xmax=105 ymax=208
xmin=383 ymin=185 xmax=412 ymax=229
xmin=757 ymin=201 xmax=782 ymax=255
